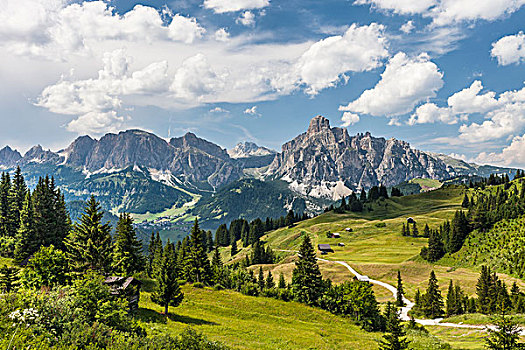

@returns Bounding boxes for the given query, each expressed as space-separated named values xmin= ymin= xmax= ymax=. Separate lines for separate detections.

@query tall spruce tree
xmin=258 ymin=267 xmax=265 ymax=290
xmin=485 ymin=307 xmax=522 ymax=350
xmin=64 ymin=196 xmax=113 ymax=274
xmin=380 ymin=302 xmax=409 ymax=350
xmin=266 ymin=271 xmax=275 ymax=289
xmin=14 ymin=192 xmax=38 ymax=263
xmin=152 ymin=242 xmax=184 ymax=315
xmin=292 ymin=235 xmax=324 ymax=305
xmin=113 ymin=213 xmax=144 ymax=275
xmin=0 ymin=264 xmax=19 ymax=292
xmin=0 ymin=172 xmax=13 ymax=237
xmin=229 ymin=227 xmax=237 ymax=256
xmin=423 ymin=271 xmax=444 ymax=318
xmin=446 ymin=280 xmax=456 ymax=317
xmin=396 ymin=271 xmax=405 ymax=307
xmin=8 ymin=167 xmax=27 ymax=235
xmin=186 ymin=219 xmax=211 ymax=284
xmin=278 ymin=272 xmax=286 ymax=289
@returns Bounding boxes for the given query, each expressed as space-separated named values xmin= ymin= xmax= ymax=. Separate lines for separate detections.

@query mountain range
xmin=0 ymin=116 xmax=516 ymax=227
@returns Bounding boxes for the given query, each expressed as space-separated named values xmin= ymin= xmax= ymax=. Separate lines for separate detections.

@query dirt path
xmin=276 ymin=250 xmax=514 ymax=333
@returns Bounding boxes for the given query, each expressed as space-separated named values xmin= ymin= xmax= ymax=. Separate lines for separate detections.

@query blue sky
xmin=1 ymin=0 xmax=525 ymax=167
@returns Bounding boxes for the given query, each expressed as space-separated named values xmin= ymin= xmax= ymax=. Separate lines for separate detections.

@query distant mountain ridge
xmin=2 ymin=129 xmax=242 ymax=190
xmin=228 ymin=142 xmax=276 ymax=158
xmin=0 ymin=116 xmax=517 ymax=223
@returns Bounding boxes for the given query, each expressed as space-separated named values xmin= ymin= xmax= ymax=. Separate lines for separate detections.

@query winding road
xmin=278 ymin=249 xmax=508 ymax=333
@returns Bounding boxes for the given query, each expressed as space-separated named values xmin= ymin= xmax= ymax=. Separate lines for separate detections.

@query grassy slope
xmin=251 ymin=184 xmax=525 ymax=300
xmin=137 ymin=285 xmax=381 ymax=350
xmin=209 ymin=183 xmax=525 ymax=349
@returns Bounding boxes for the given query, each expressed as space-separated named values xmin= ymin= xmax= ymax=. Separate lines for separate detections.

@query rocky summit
xmin=266 ymin=116 xmax=510 ymax=200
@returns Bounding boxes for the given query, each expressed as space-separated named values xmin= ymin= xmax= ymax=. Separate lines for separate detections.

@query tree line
xmin=328 ymin=184 xmax=403 ymax=214
xmin=420 ymin=177 xmax=525 ymax=262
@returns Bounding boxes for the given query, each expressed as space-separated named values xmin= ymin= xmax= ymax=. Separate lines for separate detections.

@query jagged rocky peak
xmin=228 ymin=141 xmax=276 ymax=159
xmin=266 ymin=115 xmax=457 ymax=199
xmin=0 ymin=146 xmax=22 ymax=167
xmin=21 ymin=145 xmax=61 ymax=165
xmin=170 ymin=132 xmax=229 ymax=159
xmin=307 ymin=115 xmax=331 ymax=135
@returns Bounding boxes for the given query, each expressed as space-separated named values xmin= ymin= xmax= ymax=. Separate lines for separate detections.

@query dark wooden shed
xmin=104 ymin=276 xmax=142 ymax=311
xmin=318 ymin=244 xmax=334 ymax=253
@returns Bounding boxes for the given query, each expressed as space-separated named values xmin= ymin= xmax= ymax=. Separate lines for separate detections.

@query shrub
xmin=375 ymin=222 xmax=386 ymax=228
xmin=192 ymin=282 xmax=204 ymax=289
xmin=240 ymin=282 xmax=259 ymax=296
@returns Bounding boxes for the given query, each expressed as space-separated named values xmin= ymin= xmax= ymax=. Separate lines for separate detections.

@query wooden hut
xmin=104 ymin=276 xmax=142 ymax=311
xmin=318 ymin=244 xmax=334 ymax=253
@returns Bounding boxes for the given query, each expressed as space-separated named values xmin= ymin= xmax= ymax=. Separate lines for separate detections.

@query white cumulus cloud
xmin=203 ymin=0 xmax=270 ymax=13
xmin=354 ymin=0 xmax=436 ymax=14
xmin=409 ymin=103 xmax=456 ymax=125
xmin=491 ymin=32 xmax=525 ymax=66
xmin=236 ymin=11 xmax=256 ymax=27
xmin=476 ymin=134 xmax=525 ymax=167
xmin=341 ymin=112 xmax=360 ymax=127
xmin=296 ymin=23 xmax=388 ymax=95
xmin=431 ymin=0 xmax=525 ymax=27
xmin=356 ymin=0 xmax=525 ymax=27
xmin=214 ymin=28 xmax=230 ymax=42
xmin=243 ymin=105 xmax=260 ymax=116
xmin=400 ymin=21 xmax=415 ymax=34
xmin=339 ymin=52 xmax=443 ymax=118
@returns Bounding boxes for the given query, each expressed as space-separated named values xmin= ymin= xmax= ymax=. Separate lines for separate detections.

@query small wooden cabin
xmin=331 ymin=233 xmax=341 ymax=238
xmin=104 ymin=276 xmax=142 ymax=311
xmin=318 ymin=244 xmax=334 ymax=253
xmin=407 ymin=217 xmax=416 ymax=224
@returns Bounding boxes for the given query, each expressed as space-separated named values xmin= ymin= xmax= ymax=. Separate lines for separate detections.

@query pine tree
xmin=423 ymin=224 xmax=430 ymax=238
xmin=446 ymin=280 xmax=456 ymax=317
xmin=0 ymin=264 xmax=19 ymax=292
xmin=230 ymin=234 xmax=238 ymax=256
xmin=360 ymin=189 xmax=367 ymax=202
xmin=266 ymin=271 xmax=275 ymax=289
xmin=0 ymin=172 xmax=12 ymax=237
xmin=396 ymin=271 xmax=405 ymax=307
xmin=477 ymin=265 xmax=492 ymax=314
xmin=8 ymin=167 xmax=27 ymax=235
xmin=258 ymin=267 xmax=265 ymax=290
xmin=423 ymin=271 xmax=444 ymax=318
xmin=426 ymin=229 xmax=445 ymax=262
xmin=412 ymin=222 xmax=418 ymax=237
xmin=285 ymin=210 xmax=295 ymax=226
xmin=64 ymin=196 xmax=113 ymax=274
xmin=485 ymin=306 xmax=522 ymax=350
xmin=278 ymin=272 xmax=286 ymax=289
xmin=401 ymin=223 xmax=406 ymax=236
xmin=380 ymin=302 xmax=410 ymax=350
xmin=462 ymin=193 xmax=470 ymax=208
xmin=292 ymin=235 xmax=324 ymax=305
xmin=147 ymin=232 xmax=156 ymax=276
xmin=206 ymin=231 xmax=213 ymax=252
xmin=152 ymin=232 xmax=164 ymax=279
xmin=152 ymin=243 xmax=184 ymax=315
xmin=113 ymin=213 xmax=144 ymax=275
xmin=14 ymin=192 xmax=38 ymax=263
xmin=186 ymin=219 xmax=211 ymax=284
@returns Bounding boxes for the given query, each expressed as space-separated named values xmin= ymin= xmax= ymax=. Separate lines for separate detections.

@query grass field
xmin=137 ymin=285 xmax=383 ymax=350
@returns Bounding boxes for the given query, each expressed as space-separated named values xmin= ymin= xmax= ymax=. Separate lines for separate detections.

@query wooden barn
xmin=318 ymin=244 xmax=334 ymax=253
xmin=104 ymin=276 xmax=142 ymax=311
